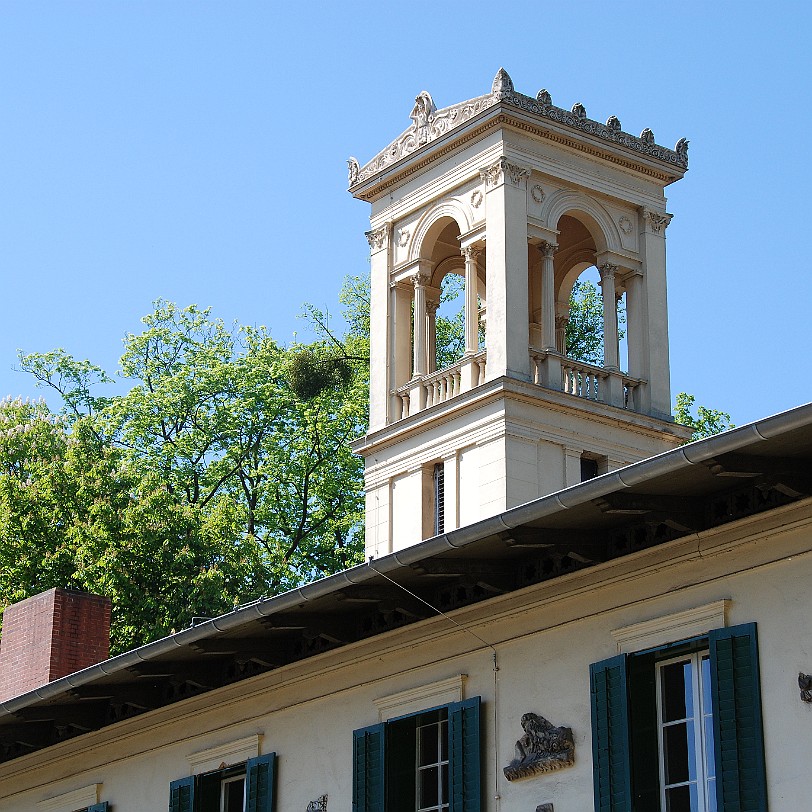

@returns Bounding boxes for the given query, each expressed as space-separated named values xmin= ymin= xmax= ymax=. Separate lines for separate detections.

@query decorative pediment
xmin=348 ymin=68 xmax=688 ymax=188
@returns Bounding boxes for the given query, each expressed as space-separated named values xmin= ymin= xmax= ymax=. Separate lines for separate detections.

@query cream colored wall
xmin=363 ymin=383 xmax=688 ymax=554
xmin=2 ymin=502 xmax=810 ymax=811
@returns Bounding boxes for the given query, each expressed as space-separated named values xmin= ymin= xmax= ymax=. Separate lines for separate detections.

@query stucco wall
xmin=2 ymin=501 xmax=810 ymax=811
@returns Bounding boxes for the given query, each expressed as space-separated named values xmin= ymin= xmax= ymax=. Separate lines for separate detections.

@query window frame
xmin=169 ymin=753 xmax=276 ymax=812
xmin=590 ymin=622 xmax=767 ymax=812
xmin=353 ymin=696 xmax=480 ymax=812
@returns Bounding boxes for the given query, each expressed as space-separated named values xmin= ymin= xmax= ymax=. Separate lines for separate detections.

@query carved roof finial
xmin=640 ymin=128 xmax=655 ymax=145
xmin=347 ymin=157 xmax=360 ymax=186
xmin=571 ymin=102 xmax=587 ymax=119
xmin=536 ymin=89 xmax=552 ymax=106
xmin=675 ymin=138 xmax=689 ymax=160
xmin=606 ymin=115 xmax=621 ymax=132
xmin=492 ymin=67 xmax=514 ymax=96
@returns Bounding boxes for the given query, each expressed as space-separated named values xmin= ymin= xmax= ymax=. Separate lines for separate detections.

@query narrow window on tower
xmin=434 ymin=463 xmax=445 ymax=535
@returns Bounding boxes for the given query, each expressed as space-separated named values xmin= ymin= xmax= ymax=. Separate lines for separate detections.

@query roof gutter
xmin=3 ymin=401 xmax=810 ymax=717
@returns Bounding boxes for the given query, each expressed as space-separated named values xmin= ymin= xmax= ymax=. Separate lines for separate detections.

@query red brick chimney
xmin=0 ymin=588 xmax=111 ymax=703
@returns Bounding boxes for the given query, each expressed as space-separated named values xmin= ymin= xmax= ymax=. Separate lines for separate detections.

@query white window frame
xmin=219 ymin=773 xmax=246 ymax=812
xmin=655 ymin=650 xmax=715 ymax=812
xmin=415 ymin=710 xmax=449 ymax=812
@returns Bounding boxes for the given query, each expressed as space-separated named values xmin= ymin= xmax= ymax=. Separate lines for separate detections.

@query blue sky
xmin=1 ymin=1 xmax=810 ymax=426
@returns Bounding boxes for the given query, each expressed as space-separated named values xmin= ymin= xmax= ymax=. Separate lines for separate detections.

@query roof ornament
xmin=536 ymin=89 xmax=552 ymax=106
xmin=606 ymin=115 xmax=622 ymax=132
xmin=410 ymin=91 xmax=436 ymax=147
xmin=347 ymin=157 xmax=360 ymax=187
xmin=571 ymin=102 xmax=587 ymax=119
xmin=675 ymin=138 xmax=689 ymax=160
xmin=640 ymin=128 xmax=655 ymax=145
xmin=492 ymin=67 xmax=514 ymax=98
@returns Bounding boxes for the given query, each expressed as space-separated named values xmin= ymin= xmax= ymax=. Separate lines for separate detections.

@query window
xmin=433 ymin=463 xmax=445 ymax=535
xmin=353 ymin=697 xmax=481 ymax=812
xmin=169 ymin=754 xmax=275 ymax=812
xmin=590 ymin=623 xmax=767 ymax=812
xmin=83 ymin=806 xmax=108 ymax=812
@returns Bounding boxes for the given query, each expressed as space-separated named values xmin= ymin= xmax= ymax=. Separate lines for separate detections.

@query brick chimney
xmin=0 ymin=588 xmax=111 ymax=703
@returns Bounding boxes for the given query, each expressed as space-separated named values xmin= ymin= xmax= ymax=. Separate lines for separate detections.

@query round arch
xmin=541 ymin=190 xmax=622 ymax=254
xmin=408 ymin=199 xmax=472 ymax=262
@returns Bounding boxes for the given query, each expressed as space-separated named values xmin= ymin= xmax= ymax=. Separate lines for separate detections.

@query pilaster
xmin=479 ymin=157 xmax=531 ymax=382
xmin=367 ymin=223 xmax=391 ymax=431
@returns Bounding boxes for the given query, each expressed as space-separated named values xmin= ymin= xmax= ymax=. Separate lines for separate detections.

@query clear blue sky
xmin=1 ymin=1 xmax=810 ymax=427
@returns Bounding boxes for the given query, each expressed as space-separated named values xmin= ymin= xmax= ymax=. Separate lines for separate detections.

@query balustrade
xmin=393 ymin=351 xmax=486 ymax=419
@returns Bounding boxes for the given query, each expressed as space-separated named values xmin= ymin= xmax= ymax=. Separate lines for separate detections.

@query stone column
xmin=412 ymin=272 xmax=429 ymax=378
xmin=555 ymin=302 xmax=570 ymax=355
xmin=366 ymin=223 xmax=391 ymax=431
xmin=539 ymin=241 xmax=558 ymax=351
xmin=426 ymin=298 xmax=439 ymax=374
xmin=390 ymin=280 xmax=413 ymax=419
xmin=462 ymin=245 xmax=481 ymax=356
xmin=598 ymin=263 xmax=620 ymax=371
xmin=479 ymin=157 xmax=531 ymax=382
xmin=624 ymin=270 xmax=648 ymax=412
xmin=638 ymin=207 xmax=674 ymax=420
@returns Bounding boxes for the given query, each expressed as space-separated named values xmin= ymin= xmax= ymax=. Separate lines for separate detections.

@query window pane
xmin=222 ymin=777 xmax=245 ymax=812
xmin=419 ymin=765 xmax=440 ymax=809
xmin=663 ymin=723 xmax=692 ymax=784
xmin=419 ymin=723 xmax=439 ymax=765
xmin=439 ymin=719 xmax=448 ymax=762
xmin=662 ymin=660 xmax=693 ymax=722
xmin=666 ymin=782 xmax=699 ymax=812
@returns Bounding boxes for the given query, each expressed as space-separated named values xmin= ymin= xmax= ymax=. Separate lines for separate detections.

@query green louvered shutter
xmin=709 ymin=623 xmax=768 ymax=812
xmin=87 ymin=804 xmax=109 ymax=812
xmin=590 ymin=654 xmax=631 ymax=812
xmin=169 ymin=775 xmax=195 ymax=812
xmin=246 ymin=753 xmax=277 ymax=812
xmin=448 ymin=696 xmax=481 ymax=812
xmin=352 ymin=722 xmax=385 ymax=812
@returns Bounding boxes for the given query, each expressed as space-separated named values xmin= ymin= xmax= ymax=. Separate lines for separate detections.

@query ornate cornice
xmin=348 ymin=68 xmax=688 ymax=190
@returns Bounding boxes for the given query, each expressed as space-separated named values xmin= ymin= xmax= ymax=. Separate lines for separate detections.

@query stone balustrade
xmin=394 ymin=351 xmax=487 ymax=419
xmin=530 ymin=349 xmax=644 ymax=412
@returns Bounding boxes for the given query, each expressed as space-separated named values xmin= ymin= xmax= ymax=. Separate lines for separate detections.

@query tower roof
xmin=347 ymin=68 xmax=688 ymax=198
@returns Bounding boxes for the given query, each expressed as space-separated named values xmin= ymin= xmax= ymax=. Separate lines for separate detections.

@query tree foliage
xmin=7 ymin=300 xmax=366 ymax=652
xmin=673 ymin=392 xmax=734 ymax=442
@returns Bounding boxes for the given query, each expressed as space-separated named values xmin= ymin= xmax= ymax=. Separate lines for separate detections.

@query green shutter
xmin=169 ymin=776 xmax=195 ymax=812
xmin=87 ymin=804 xmax=109 ymax=812
xmin=590 ymin=654 xmax=631 ymax=812
xmin=352 ymin=722 xmax=385 ymax=812
xmin=709 ymin=623 xmax=768 ymax=812
xmin=246 ymin=753 xmax=276 ymax=812
xmin=448 ymin=696 xmax=481 ymax=812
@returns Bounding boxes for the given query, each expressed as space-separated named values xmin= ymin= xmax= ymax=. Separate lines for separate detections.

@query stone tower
xmin=349 ymin=69 xmax=691 ymax=558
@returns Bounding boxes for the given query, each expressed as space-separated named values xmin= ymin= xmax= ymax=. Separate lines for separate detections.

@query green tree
xmin=12 ymin=300 xmax=367 ymax=651
xmin=673 ymin=392 xmax=734 ymax=442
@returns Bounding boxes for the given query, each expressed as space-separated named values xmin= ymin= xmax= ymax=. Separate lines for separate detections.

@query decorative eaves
xmin=347 ymin=68 xmax=688 ymax=188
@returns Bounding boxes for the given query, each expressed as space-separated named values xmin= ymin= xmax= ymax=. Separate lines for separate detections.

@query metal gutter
xmin=2 ymin=401 xmax=811 ymax=717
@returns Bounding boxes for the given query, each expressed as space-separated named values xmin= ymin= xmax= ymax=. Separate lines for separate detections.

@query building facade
xmin=0 ymin=72 xmax=810 ymax=812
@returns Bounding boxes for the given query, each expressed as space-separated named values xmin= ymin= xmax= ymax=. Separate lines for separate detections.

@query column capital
xmin=478 ymin=157 xmax=531 ymax=189
xmin=598 ymin=262 xmax=619 ymax=282
xmin=365 ymin=223 xmax=390 ymax=251
xmin=537 ymin=240 xmax=559 ymax=259
xmin=462 ymin=245 xmax=482 ymax=261
xmin=639 ymin=207 xmax=673 ymax=235
xmin=426 ymin=299 xmax=440 ymax=315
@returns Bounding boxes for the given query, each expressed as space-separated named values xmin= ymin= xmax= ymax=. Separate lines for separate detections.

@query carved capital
xmin=426 ymin=299 xmax=440 ymax=315
xmin=365 ymin=226 xmax=389 ymax=251
xmin=555 ymin=315 xmax=569 ymax=330
xmin=598 ymin=262 xmax=619 ymax=282
xmin=412 ymin=271 xmax=431 ymax=289
xmin=479 ymin=157 xmax=531 ymax=189
xmin=642 ymin=208 xmax=673 ymax=235
xmin=462 ymin=245 xmax=481 ymax=262
xmin=538 ymin=240 xmax=558 ymax=259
